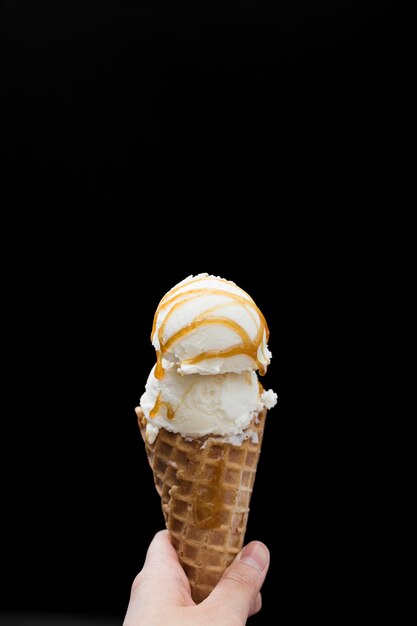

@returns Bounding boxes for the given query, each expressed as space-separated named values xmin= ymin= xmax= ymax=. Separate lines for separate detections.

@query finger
xmin=131 ymin=530 xmax=193 ymax=606
xmin=252 ymin=591 xmax=262 ymax=617
xmin=205 ymin=541 xmax=270 ymax=621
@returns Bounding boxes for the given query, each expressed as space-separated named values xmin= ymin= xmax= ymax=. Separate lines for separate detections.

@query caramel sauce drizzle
xmin=149 ymin=392 xmax=175 ymax=420
xmin=192 ymin=460 xmax=225 ymax=529
xmin=155 ymin=349 xmax=163 ymax=380
xmin=151 ymin=277 xmax=269 ymax=381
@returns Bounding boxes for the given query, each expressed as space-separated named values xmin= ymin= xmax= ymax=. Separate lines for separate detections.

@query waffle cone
xmin=136 ymin=406 xmax=267 ymax=603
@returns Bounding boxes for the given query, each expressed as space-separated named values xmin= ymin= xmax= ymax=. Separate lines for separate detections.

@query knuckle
xmin=250 ymin=592 xmax=262 ymax=617
xmin=130 ymin=570 xmax=145 ymax=596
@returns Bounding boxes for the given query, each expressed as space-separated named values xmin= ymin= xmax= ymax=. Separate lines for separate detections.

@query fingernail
xmin=239 ymin=541 xmax=269 ymax=573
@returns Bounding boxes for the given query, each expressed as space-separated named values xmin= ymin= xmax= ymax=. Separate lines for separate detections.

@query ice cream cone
xmin=136 ymin=406 xmax=267 ymax=603
xmin=134 ymin=273 xmax=277 ymax=603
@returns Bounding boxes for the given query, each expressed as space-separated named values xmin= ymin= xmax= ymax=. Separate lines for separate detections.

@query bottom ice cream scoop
xmin=139 ymin=364 xmax=277 ymax=443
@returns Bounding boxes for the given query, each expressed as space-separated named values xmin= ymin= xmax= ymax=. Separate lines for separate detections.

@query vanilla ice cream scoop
xmin=139 ymin=364 xmax=277 ymax=443
xmin=151 ymin=273 xmax=272 ymax=378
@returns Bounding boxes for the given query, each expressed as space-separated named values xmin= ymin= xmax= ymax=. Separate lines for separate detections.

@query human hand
xmin=123 ymin=529 xmax=270 ymax=626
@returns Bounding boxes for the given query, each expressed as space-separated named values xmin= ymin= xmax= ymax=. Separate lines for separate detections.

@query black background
xmin=0 ymin=1 xmax=409 ymax=624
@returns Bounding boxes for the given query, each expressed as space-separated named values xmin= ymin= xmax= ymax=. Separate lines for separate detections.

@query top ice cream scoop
xmin=151 ymin=273 xmax=272 ymax=378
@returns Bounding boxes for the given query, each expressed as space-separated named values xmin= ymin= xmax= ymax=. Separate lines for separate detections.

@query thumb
xmin=206 ymin=541 xmax=270 ymax=621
